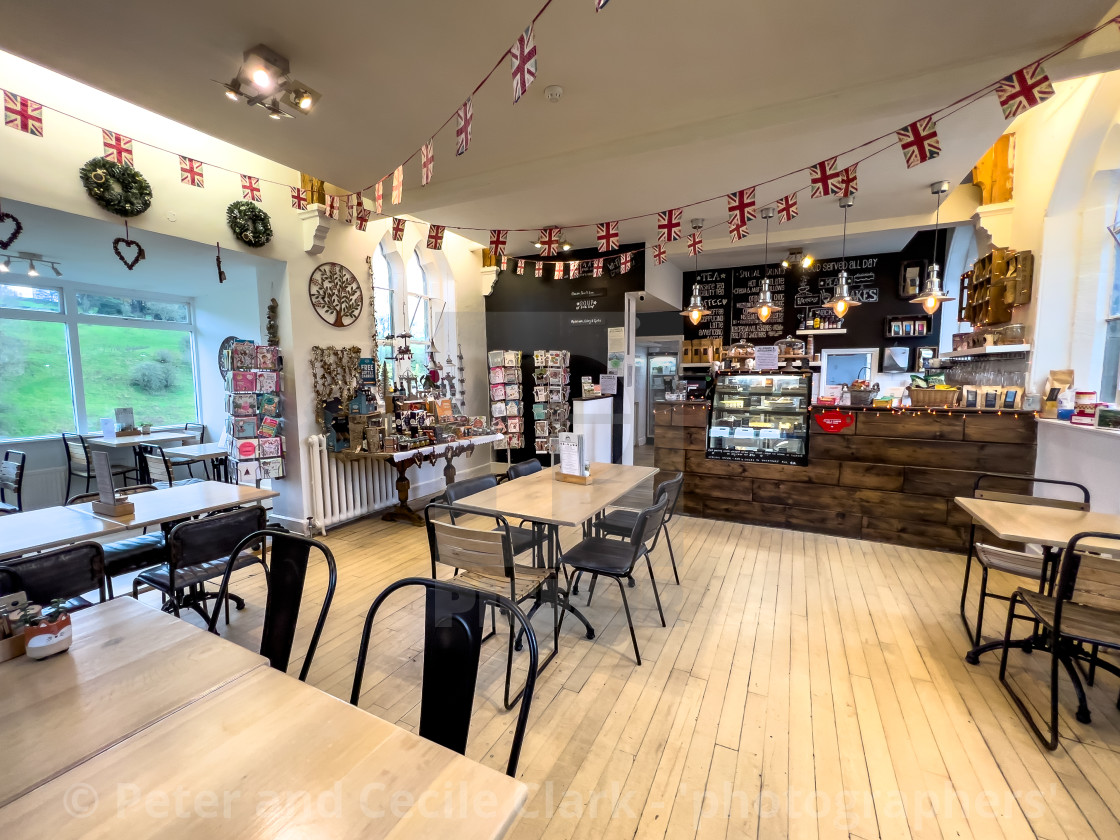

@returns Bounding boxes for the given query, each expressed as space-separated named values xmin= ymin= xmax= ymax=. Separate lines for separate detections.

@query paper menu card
xmin=91 ymin=451 xmax=118 ymax=503
xmin=114 ymin=407 xmax=135 ymax=429
xmin=558 ymin=432 xmax=587 ymax=477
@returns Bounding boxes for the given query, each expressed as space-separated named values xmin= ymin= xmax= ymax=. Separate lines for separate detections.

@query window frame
xmin=0 ymin=279 xmax=199 ymax=442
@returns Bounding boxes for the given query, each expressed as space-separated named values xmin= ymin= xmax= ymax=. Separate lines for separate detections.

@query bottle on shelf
xmin=814 ymin=315 xmax=821 ymax=330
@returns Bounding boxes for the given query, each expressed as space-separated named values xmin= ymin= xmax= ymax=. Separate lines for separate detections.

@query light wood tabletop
xmin=86 ymin=430 xmax=195 ymax=449
xmin=0 ymin=598 xmax=266 ymax=808
xmin=0 ymin=506 xmax=126 ymax=560
xmin=0 ymin=666 xmax=528 ymax=839
xmin=452 ymin=462 xmax=659 ymax=527
xmin=70 ymin=481 xmax=277 ymax=529
xmin=161 ymin=443 xmax=228 ymax=459
xmin=955 ymin=497 xmax=1120 ymax=548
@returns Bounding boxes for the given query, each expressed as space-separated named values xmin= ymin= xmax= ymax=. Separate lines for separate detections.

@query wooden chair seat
xmin=454 ymin=565 xmax=551 ymax=601
xmin=975 ymin=544 xmax=1046 ymax=579
xmin=1017 ymin=589 xmax=1120 ymax=647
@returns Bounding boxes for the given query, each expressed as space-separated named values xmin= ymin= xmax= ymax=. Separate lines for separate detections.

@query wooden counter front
xmin=653 ymin=402 xmax=1036 ymax=552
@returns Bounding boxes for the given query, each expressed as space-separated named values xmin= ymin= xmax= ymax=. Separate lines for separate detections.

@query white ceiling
xmin=2 ymin=0 xmax=1119 ymax=258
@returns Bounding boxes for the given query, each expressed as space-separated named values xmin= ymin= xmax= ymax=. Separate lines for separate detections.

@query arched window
xmin=371 ymin=244 xmax=395 ymax=368
xmin=1102 ymin=216 xmax=1120 ymax=399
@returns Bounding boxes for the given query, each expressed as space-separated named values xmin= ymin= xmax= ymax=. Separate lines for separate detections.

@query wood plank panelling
xmin=653 ymin=448 xmax=683 ymax=472
xmin=662 ymin=407 xmax=1037 ymax=551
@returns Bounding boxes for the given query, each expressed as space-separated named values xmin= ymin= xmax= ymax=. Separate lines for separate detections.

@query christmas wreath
xmin=78 ymin=157 xmax=153 ymax=218
xmin=226 ymin=200 xmax=273 ymax=248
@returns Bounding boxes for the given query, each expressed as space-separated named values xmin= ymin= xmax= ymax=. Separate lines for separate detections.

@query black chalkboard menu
xmin=683 ymin=230 xmax=944 ymax=352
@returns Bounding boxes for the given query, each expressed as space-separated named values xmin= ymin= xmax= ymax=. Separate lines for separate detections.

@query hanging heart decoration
xmin=0 ymin=211 xmax=23 ymax=250
xmin=112 ymin=236 xmax=145 ymax=271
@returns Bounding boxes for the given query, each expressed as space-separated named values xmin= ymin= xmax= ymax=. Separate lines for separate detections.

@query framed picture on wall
xmin=899 ymin=260 xmax=926 ymax=299
xmin=902 ymin=321 xmax=914 ymax=336
xmin=890 ymin=321 xmax=903 ymax=337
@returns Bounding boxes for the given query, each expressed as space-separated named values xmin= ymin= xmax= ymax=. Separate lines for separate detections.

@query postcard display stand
xmin=532 ymin=350 xmax=571 ymax=457
xmin=224 ymin=340 xmax=284 ymax=484
xmin=489 ymin=350 xmax=524 ymax=460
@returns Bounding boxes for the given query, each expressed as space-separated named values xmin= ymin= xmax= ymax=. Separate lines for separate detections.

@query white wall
xmin=0 ymin=51 xmax=488 ymax=524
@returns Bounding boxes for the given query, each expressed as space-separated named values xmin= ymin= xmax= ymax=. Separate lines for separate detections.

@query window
xmin=1103 ymin=221 xmax=1120 ymax=400
xmin=406 ymin=253 xmax=432 ymax=382
xmin=370 ymin=246 xmax=395 ymax=370
xmin=0 ymin=282 xmax=198 ymax=440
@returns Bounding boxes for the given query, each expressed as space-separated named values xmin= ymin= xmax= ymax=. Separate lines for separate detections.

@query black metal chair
xmin=507 ymin=459 xmax=542 ymax=481
xmin=0 ymin=450 xmax=26 ymax=513
xmin=167 ymin=422 xmax=211 ymax=479
xmin=425 ymin=502 xmax=558 ymax=708
xmin=0 ymin=542 xmax=107 ymax=611
xmin=62 ymin=432 xmax=137 ymax=500
xmin=998 ymin=531 xmax=1120 ymax=749
xmin=133 ymin=506 xmax=267 ymax=621
xmin=66 ymin=485 xmax=166 ymax=598
xmin=207 ymin=530 xmax=337 ymax=682
xmin=350 ymin=577 xmax=538 ymax=777
xmin=560 ymin=496 xmax=669 ymax=665
xmin=960 ymin=474 xmax=1090 ymax=659
xmin=593 ymin=471 xmax=684 ymax=585
xmin=139 ymin=444 xmax=205 ymax=490
xmin=443 ymin=475 xmax=547 ymax=560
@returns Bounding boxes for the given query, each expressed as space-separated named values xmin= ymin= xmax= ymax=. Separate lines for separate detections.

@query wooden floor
xmin=149 ymin=483 xmax=1120 ymax=840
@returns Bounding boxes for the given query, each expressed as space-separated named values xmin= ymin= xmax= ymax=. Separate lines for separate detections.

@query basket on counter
xmin=907 ymin=386 xmax=960 ymax=408
xmin=841 ymin=366 xmax=879 ymax=406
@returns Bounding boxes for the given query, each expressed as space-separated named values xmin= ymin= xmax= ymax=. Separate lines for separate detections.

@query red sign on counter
xmin=814 ymin=409 xmax=855 ymax=434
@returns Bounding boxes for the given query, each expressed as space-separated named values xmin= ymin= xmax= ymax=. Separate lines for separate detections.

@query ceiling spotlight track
xmin=0 ymin=251 xmax=62 ymax=278
xmin=219 ymin=43 xmax=320 ymax=119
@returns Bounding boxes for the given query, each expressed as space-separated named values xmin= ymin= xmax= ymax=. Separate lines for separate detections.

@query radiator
xmin=23 ymin=467 xmax=69 ymax=510
xmin=305 ymin=434 xmax=395 ymax=534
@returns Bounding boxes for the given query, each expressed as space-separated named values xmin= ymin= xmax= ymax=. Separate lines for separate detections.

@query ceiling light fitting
xmin=680 ymin=283 xmax=711 ymax=326
xmin=781 ymin=247 xmax=813 ymax=270
xmin=824 ymin=196 xmax=859 ymax=318
xmin=219 ymin=44 xmax=321 ymax=119
xmin=911 ymin=181 xmax=955 ymax=315
xmin=748 ymin=207 xmax=781 ymax=323
xmin=0 ymin=257 xmax=9 ymax=273
xmin=0 ymin=252 xmax=61 ymax=278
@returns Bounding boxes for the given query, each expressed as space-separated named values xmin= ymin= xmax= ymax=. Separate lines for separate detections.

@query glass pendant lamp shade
xmin=680 ymin=283 xmax=711 ymax=325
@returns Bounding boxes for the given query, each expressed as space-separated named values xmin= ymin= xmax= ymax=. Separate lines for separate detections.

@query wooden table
xmin=0 ymin=598 xmax=266 ymax=807
xmin=0 ymin=602 xmax=526 ymax=839
xmin=89 ymin=430 xmax=196 ymax=482
xmin=955 ymin=497 xmax=1120 ymax=549
xmin=0 ymin=506 xmax=126 ymax=560
xmin=162 ymin=443 xmax=231 ymax=483
xmin=70 ymin=481 xmax=277 ymax=530
xmin=452 ymin=463 xmax=659 ymax=638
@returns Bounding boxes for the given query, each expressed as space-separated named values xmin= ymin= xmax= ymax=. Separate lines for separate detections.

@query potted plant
xmin=22 ymin=600 xmax=74 ymax=660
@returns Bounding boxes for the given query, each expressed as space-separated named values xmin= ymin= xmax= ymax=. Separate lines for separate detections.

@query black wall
xmin=485 ymin=243 xmax=645 ymax=462
xmin=681 ymin=230 xmax=946 ymax=356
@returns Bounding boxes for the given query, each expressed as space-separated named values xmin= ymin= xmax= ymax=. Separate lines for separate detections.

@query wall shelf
xmin=941 ymin=343 xmax=1031 ymax=360
xmin=795 ymin=329 xmax=848 ymax=336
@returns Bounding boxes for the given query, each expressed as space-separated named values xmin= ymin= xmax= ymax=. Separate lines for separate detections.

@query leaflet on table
xmin=557 ymin=432 xmax=587 ymax=477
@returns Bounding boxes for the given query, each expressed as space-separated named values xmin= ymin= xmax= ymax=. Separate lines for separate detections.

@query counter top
xmin=1037 ymin=417 xmax=1120 ymax=437
xmin=812 ymin=404 xmax=1035 ymax=415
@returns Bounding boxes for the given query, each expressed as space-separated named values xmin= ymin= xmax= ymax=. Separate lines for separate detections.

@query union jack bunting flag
xmin=374 ymin=180 xmax=383 ymax=214
xmin=426 ymin=224 xmax=445 ymax=250
xmin=996 ymin=62 xmax=1055 ymax=120
xmin=345 ymin=191 xmax=362 ymax=224
xmin=456 ymin=98 xmax=473 ymax=155
xmin=776 ymin=193 xmax=799 ymax=224
xmin=538 ymin=227 xmax=561 ymax=256
xmin=517 ymin=259 xmax=526 ymax=275
xmin=656 ymin=208 xmax=682 ymax=242
xmin=570 ymin=260 xmax=580 ymax=279
xmin=489 ymin=229 xmax=508 ymax=256
xmin=3 ymin=91 xmax=43 ymax=137
xmin=728 ymin=215 xmax=748 ymax=242
xmin=102 ymin=130 xmax=134 ymax=166
xmin=596 ymin=221 xmax=619 ymax=252
xmin=392 ymin=217 xmax=407 ymax=241
xmin=535 ymin=261 xmax=544 ymax=278
xmin=687 ymin=232 xmax=703 ymax=257
xmin=325 ymin=194 xmax=340 ymax=219
xmin=652 ymin=244 xmax=667 ymax=265
xmin=809 ymin=157 xmax=841 ymax=199
xmin=554 ymin=262 xmax=564 ymax=280
xmin=241 ymin=175 xmax=262 ymax=202
xmin=592 ymin=258 xmax=604 ymax=277
xmin=727 ymin=188 xmax=757 ymax=226
xmin=837 ymin=164 xmax=858 ymax=198
xmin=392 ymin=166 xmax=403 ymax=204
xmin=290 ymin=187 xmax=309 ymax=209
xmin=355 ymin=207 xmax=371 ymax=231
xmin=178 ymin=156 xmax=204 ymax=188
xmin=896 ymin=117 xmax=941 ymax=168
xmin=501 ymin=256 xmax=508 ymax=271
xmin=620 ymin=253 xmax=632 ymax=274
xmin=510 ymin=24 xmax=538 ymax=104
xmin=421 ymin=140 xmax=434 ymax=185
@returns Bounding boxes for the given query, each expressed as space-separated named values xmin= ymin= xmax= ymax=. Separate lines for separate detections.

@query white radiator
xmin=23 ymin=467 xmax=69 ymax=510
xmin=305 ymin=434 xmax=395 ymax=534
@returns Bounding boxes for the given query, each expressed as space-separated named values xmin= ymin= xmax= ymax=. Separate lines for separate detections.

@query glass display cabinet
xmin=705 ymin=371 xmax=812 ymax=466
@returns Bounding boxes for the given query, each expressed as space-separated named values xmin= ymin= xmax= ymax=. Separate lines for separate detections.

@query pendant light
xmin=824 ymin=195 xmax=859 ymax=318
xmin=748 ymin=207 xmax=781 ymax=323
xmin=680 ymin=218 xmax=711 ymax=326
xmin=911 ymin=180 xmax=955 ymax=315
